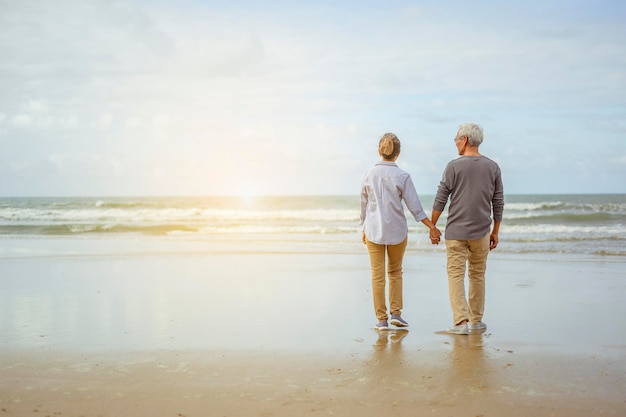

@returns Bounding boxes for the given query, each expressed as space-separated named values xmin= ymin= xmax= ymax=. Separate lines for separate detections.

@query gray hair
xmin=457 ymin=123 xmax=484 ymax=147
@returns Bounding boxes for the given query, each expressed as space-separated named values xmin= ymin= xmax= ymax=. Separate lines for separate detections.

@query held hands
xmin=429 ymin=226 xmax=442 ymax=245
xmin=363 ymin=228 xmax=443 ymax=245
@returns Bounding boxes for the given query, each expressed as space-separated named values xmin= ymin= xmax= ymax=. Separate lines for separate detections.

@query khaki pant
xmin=446 ymin=233 xmax=490 ymax=325
xmin=366 ymin=237 xmax=407 ymax=322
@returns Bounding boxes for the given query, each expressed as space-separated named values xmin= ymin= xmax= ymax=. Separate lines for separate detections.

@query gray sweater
xmin=433 ymin=155 xmax=504 ymax=240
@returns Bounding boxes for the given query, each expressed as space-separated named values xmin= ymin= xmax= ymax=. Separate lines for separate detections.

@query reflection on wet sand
xmin=443 ymin=330 xmax=491 ymax=397
xmin=362 ymin=329 xmax=412 ymax=391
xmin=359 ymin=327 xmax=493 ymax=408
xmin=369 ymin=329 xmax=409 ymax=368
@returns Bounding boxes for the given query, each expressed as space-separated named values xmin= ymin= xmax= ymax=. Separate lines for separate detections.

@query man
xmin=431 ymin=123 xmax=504 ymax=335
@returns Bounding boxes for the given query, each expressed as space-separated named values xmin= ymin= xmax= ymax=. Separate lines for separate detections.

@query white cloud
xmin=152 ymin=114 xmax=170 ymax=127
xmin=24 ymin=97 xmax=49 ymax=113
xmin=60 ymin=115 xmax=79 ymax=129
xmin=124 ymin=117 xmax=144 ymax=129
xmin=11 ymin=115 xmax=32 ymax=127
xmin=96 ymin=113 xmax=114 ymax=130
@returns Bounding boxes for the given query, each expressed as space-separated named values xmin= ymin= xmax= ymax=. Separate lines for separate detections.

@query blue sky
xmin=0 ymin=0 xmax=625 ymax=196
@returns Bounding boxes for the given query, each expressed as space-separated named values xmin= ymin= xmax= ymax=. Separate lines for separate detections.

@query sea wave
xmin=504 ymin=212 xmax=626 ymax=225
xmin=2 ymin=221 xmax=624 ymax=240
xmin=4 ymin=201 xmax=623 ymax=224
xmin=1 ymin=195 xmax=625 ymax=258
xmin=0 ymin=223 xmax=362 ymax=236
xmin=0 ymin=207 xmax=360 ymax=223
xmin=506 ymin=199 xmax=626 ymax=210
xmin=593 ymin=250 xmax=626 ymax=257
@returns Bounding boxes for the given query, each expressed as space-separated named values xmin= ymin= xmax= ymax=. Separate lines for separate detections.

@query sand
xmin=1 ymin=237 xmax=625 ymax=416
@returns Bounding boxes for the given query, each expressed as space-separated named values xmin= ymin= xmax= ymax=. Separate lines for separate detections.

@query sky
xmin=1 ymin=0 xmax=625 ymax=196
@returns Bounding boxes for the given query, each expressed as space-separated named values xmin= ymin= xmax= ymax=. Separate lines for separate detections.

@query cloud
xmin=0 ymin=0 xmax=624 ymax=195
xmin=24 ymin=97 xmax=49 ymax=113
xmin=11 ymin=115 xmax=32 ymax=127
xmin=95 ymin=113 xmax=114 ymax=130
xmin=614 ymin=155 xmax=626 ymax=165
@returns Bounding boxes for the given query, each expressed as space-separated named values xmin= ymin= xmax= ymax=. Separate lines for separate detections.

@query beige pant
xmin=366 ymin=237 xmax=407 ymax=322
xmin=446 ymin=233 xmax=490 ymax=325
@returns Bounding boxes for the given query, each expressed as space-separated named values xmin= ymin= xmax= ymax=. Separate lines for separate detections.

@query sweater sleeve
xmin=433 ymin=162 xmax=453 ymax=212
xmin=492 ymin=166 xmax=504 ymax=222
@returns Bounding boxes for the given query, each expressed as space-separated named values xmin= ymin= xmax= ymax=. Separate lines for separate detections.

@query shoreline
xmin=2 ymin=233 xmax=625 ymax=260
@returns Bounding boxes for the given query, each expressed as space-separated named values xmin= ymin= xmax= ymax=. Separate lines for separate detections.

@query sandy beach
xmin=1 ymin=237 xmax=625 ymax=416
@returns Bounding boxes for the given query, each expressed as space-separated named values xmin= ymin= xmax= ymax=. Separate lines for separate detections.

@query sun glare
xmin=239 ymin=194 xmax=257 ymax=206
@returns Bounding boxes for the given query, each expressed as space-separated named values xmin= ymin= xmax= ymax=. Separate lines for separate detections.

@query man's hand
xmin=489 ymin=232 xmax=499 ymax=250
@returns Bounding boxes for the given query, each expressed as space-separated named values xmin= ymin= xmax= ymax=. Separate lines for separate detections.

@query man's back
xmin=433 ymin=155 xmax=504 ymax=240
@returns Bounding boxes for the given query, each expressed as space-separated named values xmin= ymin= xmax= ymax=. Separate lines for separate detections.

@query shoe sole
xmin=390 ymin=320 xmax=409 ymax=327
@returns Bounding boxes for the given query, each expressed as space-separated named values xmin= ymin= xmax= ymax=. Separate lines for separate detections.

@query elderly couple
xmin=359 ymin=123 xmax=504 ymax=335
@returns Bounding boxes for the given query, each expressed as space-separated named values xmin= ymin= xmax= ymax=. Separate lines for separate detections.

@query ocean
xmin=0 ymin=194 xmax=624 ymax=258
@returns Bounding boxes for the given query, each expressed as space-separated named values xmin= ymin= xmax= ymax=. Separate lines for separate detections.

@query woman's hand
xmin=430 ymin=226 xmax=442 ymax=245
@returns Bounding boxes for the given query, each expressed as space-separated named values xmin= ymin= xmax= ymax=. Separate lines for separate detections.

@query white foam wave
xmin=0 ymin=207 xmax=361 ymax=223
xmin=503 ymin=224 xmax=625 ymax=235
xmin=504 ymin=202 xmax=563 ymax=211
xmin=195 ymin=225 xmax=361 ymax=234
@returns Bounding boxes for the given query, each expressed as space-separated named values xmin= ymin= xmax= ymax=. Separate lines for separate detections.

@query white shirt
xmin=360 ymin=161 xmax=427 ymax=245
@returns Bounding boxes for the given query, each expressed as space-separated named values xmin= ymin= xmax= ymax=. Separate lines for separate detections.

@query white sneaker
xmin=469 ymin=322 xmax=487 ymax=330
xmin=446 ymin=322 xmax=469 ymax=335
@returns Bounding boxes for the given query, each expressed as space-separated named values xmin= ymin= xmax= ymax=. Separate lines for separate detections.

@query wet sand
xmin=2 ymin=345 xmax=625 ymax=417
xmin=1 ymin=237 xmax=625 ymax=416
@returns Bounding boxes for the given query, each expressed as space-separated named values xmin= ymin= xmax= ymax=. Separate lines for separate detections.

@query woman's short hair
xmin=457 ymin=123 xmax=484 ymax=146
xmin=379 ymin=132 xmax=401 ymax=160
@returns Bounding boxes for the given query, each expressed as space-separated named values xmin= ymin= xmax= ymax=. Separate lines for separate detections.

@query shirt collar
xmin=375 ymin=161 xmax=398 ymax=167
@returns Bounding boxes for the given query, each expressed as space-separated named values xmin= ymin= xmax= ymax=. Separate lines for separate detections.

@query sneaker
xmin=469 ymin=322 xmax=487 ymax=330
xmin=375 ymin=321 xmax=389 ymax=330
xmin=390 ymin=314 xmax=409 ymax=327
xmin=446 ymin=322 xmax=469 ymax=335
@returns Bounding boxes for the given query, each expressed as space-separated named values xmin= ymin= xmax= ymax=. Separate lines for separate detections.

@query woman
xmin=360 ymin=133 xmax=440 ymax=330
